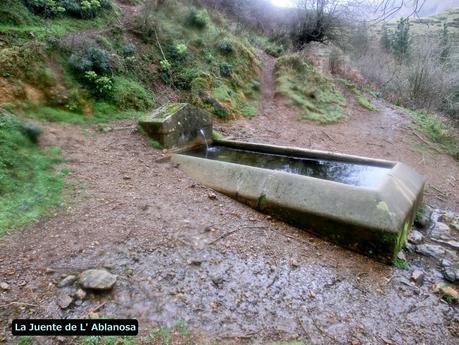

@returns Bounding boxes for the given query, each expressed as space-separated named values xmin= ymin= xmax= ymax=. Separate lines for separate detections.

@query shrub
xmin=84 ymin=71 xmax=113 ymax=97
xmin=69 ymin=47 xmax=114 ymax=75
xmin=23 ymin=0 xmax=112 ymax=18
xmin=218 ymin=41 xmax=234 ymax=55
xmin=122 ymin=43 xmax=136 ymax=57
xmin=111 ymin=77 xmax=154 ymax=111
xmin=187 ymin=8 xmax=209 ymax=29
xmin=167 ymin=43 xmax=188 ymax=63
xmin=219 ymin=63 xmax=232 ymax=77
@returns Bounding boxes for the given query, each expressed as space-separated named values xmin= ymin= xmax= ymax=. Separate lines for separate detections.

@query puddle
xmin=182 ymin=145 xmax=392 ymax=187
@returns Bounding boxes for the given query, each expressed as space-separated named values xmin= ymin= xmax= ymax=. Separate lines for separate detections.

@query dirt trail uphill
xmin=1 ymin=54 xmax=459 ymax=345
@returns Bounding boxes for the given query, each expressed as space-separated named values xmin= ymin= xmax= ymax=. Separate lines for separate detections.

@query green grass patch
xmin=0 ymin=113 xmax=66 ymax=235
xmin=404 ymin=108 xmax=459 ymax=160
xmin=339 ymin=79 xmax=377 ymax=111
xmin=275 ymin=54 xmax=346 ymax=123
xmin=394 ymin=257 xmax=409 ymax=269
xmin=24 ymin=102 xmax=145 ymax=124
xmin=79 ymin=335 xmax=135 ymax=345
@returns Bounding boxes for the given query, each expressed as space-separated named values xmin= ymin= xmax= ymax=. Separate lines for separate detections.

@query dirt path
xmin=219 ymin=53 xmax=459 ymax=212
xmin=1 ymin=55 xmax=459 ymax=344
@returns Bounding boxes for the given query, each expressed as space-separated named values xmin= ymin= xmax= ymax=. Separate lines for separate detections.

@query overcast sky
xmin=271 ymin=0 xmax=459 ymax=17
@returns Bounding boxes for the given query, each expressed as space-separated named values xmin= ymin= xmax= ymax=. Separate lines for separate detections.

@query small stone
xmin=408 ymin=230 xmax=424 ymax=244
xmin=438 ymin=213 xmax=455 ymax=224
xmin=0 ymin=282 xmax=9 ymax=290
xmin=57 ymin=275 xmax=77 ymax=288
xmin=434 ymin=222 xmax=451 ymax=235
xmin=57 ymin=294 xmax=73 ymax=309
xmin=208 ymin=192 xmax=217 ymax=200
xmin=411 ymin=270 xmax=424 ymax=285
xmin=75 ymin=289 xmax=87 ymax=300
xmin=79 ymin=269 xmax=117 ymax=291
xmin=397 ymin=251 xmax=406 ymax=261
xmin=435 ymin=283 xmax=458 ymax=302
xmin=443 ymin=267 xmax=459 ymax=283
xmin=211 ymin=275 xmax=224 ymax=288
xmin=289 ymin=259 xmax=299 ymax=268
xmin=123 ymin=175 xmax=131 ymax=180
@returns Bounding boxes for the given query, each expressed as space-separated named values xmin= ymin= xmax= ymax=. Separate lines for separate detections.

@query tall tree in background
xmin=380 ymin=24 xmax=391 ymax=52
xmin=392 ymin=17 xmax=410 ymax=61
xmin=440 ymin=23 xmax=450 ymax=64
xmin=289 ymin=0 xmax=343 ymax=48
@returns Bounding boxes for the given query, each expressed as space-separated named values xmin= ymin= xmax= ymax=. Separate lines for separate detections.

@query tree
xmin=392 ymin=17 xmax=410 ymax=61
xmin=380 ymin=24 xmax=391 ymax=52
xmin=289 ymin=0 xmax=344 ymax=48
xmin=350 ymin=21 xmax=369 ymax=55
xmin=440 ymin=23 xmax=450 ymax=64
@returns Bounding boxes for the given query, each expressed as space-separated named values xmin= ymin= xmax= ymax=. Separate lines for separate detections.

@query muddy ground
xmin=1 ymin=54 xmax=459 ymax=345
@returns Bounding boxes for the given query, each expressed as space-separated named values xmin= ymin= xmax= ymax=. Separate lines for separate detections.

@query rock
xmin=443 ymin=267 xmax=459 ymax=283
xmin=79 ymin=269 xmax=117 ymax=291
xmin=211 ymin=275 xmax=224 ymax=288
xmin=0 ymin=282 xmax=10 ymax=290
xmin=58 ymin=275 xmax=77 ymax=288
xmin=75 ymin=288 xmax=87 ymax=300
xmin=430 ymin=222 xmax=453 ymax=241
xmin=208 ymin=192 xmax=217 ymax=200
xmin=397 ymin=251 xmax=406 ymax=261
xmin=408 ymin=230 xmax=424 ymax=244
xmin=415 ymin=244 xmax=445 ymax=259
xmin=289 ymin=259 xmax=300 ymax=268
xmin=411 ymin=270 xmax=424 ymax=285
xmin=414 ymin=206 xmax=432 ymax=229
xmin=434 ymin=283 xmax=458 ymax=302
xmin=445 ymin=240 xmax=459 ymax=250
xmin=451 ymin=223 xmax=459 ymax=232
xmin=57 ymin=293 xmax=73 ymax=309
xmin=438 ymin=212 xmax=455 ymax=225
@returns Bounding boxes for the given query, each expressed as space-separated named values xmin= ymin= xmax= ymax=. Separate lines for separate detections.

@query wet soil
xmin=1 ymin=54 xmax=459 ymax=344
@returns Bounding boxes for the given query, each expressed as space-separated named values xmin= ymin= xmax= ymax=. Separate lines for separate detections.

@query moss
xmin=340 ymin=79 xmax=377 ymax=111
xmin=275 ymin=54 xmax=346 ymax=123
xmin=111 ymin=77 xmax=154 ymax=111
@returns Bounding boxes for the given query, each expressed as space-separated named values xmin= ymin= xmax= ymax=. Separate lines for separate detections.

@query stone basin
xmin=171 ymin=139 xmax=426 ymax=263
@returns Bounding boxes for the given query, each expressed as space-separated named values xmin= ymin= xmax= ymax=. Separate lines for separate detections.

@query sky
xmin=270 ymin=0 xmax=459 ymax=16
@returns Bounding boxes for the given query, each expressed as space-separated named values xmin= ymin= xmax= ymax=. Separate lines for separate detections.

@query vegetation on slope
xmin=275 ymin=53 xmax=346 ymax=123
xmin=0 ymin=0 xmax=261 ymax=122
xmin=0 ymin=112 xmax=65 ymax=234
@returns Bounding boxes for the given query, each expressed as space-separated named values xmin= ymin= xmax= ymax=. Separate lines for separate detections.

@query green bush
xmin=219 ymin=63 xmax=232 ymax=77
xmin=69 ymin=46 xmax=114 ymax=75
xmin=84 ymin=71 xmax=113 ymax=97
xmin=187 ymin=8 xmax=209 ymax=29
xmin=111 ymin=77 xmax=154 ymax=110
xmin=0 ymin=0 xmax=36 ymax=25
xmin=23 ymin=0 xmax=112 ymax=18
xmin=218 ymin=41 xmax=234 ymax=55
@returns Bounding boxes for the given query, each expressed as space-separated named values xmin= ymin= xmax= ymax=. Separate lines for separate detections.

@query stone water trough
xmin=140 ymin=103 xmax=426 ymax=263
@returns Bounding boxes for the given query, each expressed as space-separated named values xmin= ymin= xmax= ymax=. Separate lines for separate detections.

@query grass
xmin=80 ymin=336 xmax=135 ymax=345
xmin=0 ymin=113 xmax=66 ymax=235
xmin=24 ymin=102 xmax=145 ymax=124
xmin=339 ymin=79 xmax=377 ymax=111
xmin=275 ymin=54 xmax=346 ymax=123
xmin=404 ymin=108 xmax=459 ymax=160
xmin=394 ymin=257 xmax=409 ymax=270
